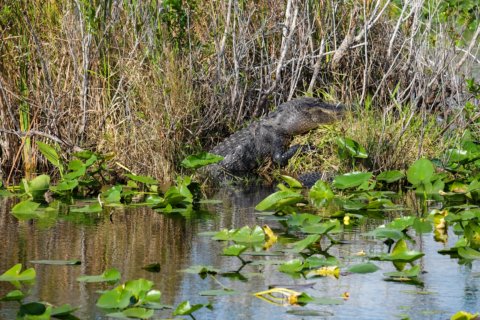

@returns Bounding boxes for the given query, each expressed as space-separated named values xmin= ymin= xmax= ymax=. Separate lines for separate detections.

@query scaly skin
xmin=205 ymin=97 xmax=344 ymax=182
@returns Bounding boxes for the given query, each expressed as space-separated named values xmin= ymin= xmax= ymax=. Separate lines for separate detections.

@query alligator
xmin=205 ymin=97 xmax=344 ymax=184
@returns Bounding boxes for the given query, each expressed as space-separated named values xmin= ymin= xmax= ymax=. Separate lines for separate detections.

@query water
xmin=0 ymin=187 xmax=479 ymax=319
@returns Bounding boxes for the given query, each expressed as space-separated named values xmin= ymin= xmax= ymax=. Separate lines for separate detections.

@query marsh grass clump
xmin=284 ymin=105 xmax=459 ymax=177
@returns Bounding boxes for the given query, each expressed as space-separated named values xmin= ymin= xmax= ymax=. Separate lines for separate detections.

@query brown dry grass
xmin=0 ymin=1 xmax=478 ymax=184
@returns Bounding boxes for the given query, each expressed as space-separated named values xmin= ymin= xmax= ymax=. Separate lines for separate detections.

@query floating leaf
xmin=279 ymin=259 xmax=304 ymax=273
xmin=347 ymin=262 xmax=380 ymax=274
xmin=255 ymin=190 xmax=304 ymax=211
xmin=458 ymin=247 xmax=480 ymax=260
xmin=107 ymin=307 xmax=154 ymax=319
xmin=285 ymin=235 xmax=321 ymax=253
xmin=173 ymin=301 xmax=209 ymax=316
xmin=142 ymin=263 xmax=161 ymax=273
xmin=384 ymin=265 xmax=421 ymax=278
xmin=96 ymin=287 xmax=132 ymax=309
xmin=11 ymin=200 xmax=40 ymax=214
xmin=223 ymin=244 xmax=248 ymax=256
xmin=0 ymin=289 xmax=24 ymax=301
xmin=309 ymin=180 xmax=334 ymax=207
xmin=231 ymin=226 xmax=265 ymax=243
xmin=0 ymin=264 xmax=36 ymax=282
xmin=333 ymin=172 xmax=372 ymax=189
xmin=27 ymin=174 xmax=50 ymax=201
xmin=18 ymin=302 xmax=49 ymax=317
xmin=31 ymin=260 xmax=81 ymax=265
xmin=181 ymin=265 xmax=219 ymax=275
xmin=77 ymin=268 xmax=121 ymax=282
xmin=51 ymin=304 xmax=79 ymax=317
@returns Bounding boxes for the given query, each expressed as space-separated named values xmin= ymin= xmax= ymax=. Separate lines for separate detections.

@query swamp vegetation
xmin=1 ymin=0 xmax=480 ymax=319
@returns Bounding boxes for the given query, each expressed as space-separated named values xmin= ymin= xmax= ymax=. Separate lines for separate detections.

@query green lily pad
xmin=333 ymin=172 xmax=373 ymax=189
xmin=77 ymin=268 xmax=121 ymax=282
xmin=255 ymin=190 xmax=304 ymax=211
xmin=31 ymin=260 xmax=81 ymax=265
xmin=223 ymin=244 xmax=248 ymax=256
xmin=11 ymin=200 xmax=41 ymax=214
xmin=347 ymin=262 xmax=380 ymax=274
xmin=107 ymin=307 xmax=154 ymax=319
xmin=279 ymin=259 xmax=304 ymax=273
xmin=0 ymin=264 xmax=36 ymax=282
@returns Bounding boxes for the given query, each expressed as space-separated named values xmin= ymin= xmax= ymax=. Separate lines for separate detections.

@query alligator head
xmin=268 ymin=97 xmax=345 ymax=135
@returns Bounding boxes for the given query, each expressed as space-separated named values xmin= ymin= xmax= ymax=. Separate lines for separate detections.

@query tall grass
xmin=0 ymin=0 xmax=478 ymax=184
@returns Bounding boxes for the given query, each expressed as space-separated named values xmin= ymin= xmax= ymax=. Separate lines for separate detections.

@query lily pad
xmin=77 ymin=268 xmax=121 ymax=282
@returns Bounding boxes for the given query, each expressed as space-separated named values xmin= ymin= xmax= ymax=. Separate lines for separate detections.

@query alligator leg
xmin=273 ymin=144 xmax=315 ymax=166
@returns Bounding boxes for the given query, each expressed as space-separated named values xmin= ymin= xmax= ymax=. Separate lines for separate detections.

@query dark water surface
xmin=0 ymin=187 xmax=479 ymax=320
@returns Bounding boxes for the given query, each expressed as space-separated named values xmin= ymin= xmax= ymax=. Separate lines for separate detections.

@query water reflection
xmin=0 ymin=187 xmax=479 ymax=319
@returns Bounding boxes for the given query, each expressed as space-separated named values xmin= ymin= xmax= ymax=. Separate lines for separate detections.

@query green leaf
xmin=309 ymin=180 xmax=334 ymax=207
xmin=107 ymin=307 xmax=154 ymax=319
xmin=336 ymin=137 xmax=368 ymax=158
xmin=51 ymin=304 xmax=79 ymax=317
xmin=11 ymin=200 xmax=40 ymax=214
xmin=181 ymin=152 xmax=224 ymax=169
xmin=145 ymin=290 xmax=162 ymax=303
xmin=347 ymin=262 xmax=380 ymax=274
xmin=255 ymin=190 xmax=304 ymax=211
xmin=231 ymin=226 xmax=265 ymax=243
xmin=377 ymin=170 xmax=404 ymax=183
xmin=279 ymin=259 xmax=304 ymax=273
xmin=333 ymin=172 xmax=373 ymax=189
xmin=386 ymin=216 xmax=415 ymax=230
xmin=77 ymin=268 xmax=121 ymax=282
xmin=0 ymin=264 xmax=36 ymax=282
xmin=30 ymin=260 xmax=81 ymax=265
xmin=36 ymin=141 xmax=61 ymax=168
xmin=50 ymin=179 xmax=78 ymax=192
xmin=286 ymin=235 xmax=321 ymax=253
xmin=280 ymin=175 xmax=303 ymax=188
xmin=27 ymin=175 xmax=50 ymax=201
xmin=0 ymin=289 xmax=24 ymax=301
xmin=458 ymin=247 xmax=480 ymax=260
xmin=406 ymin=158 xmax=434 ymax=185
xmin=142 ymin=263 xmax=161 ymax=273
xmin=173 ymin=301 xmax=207 ymax=316
xmin=18 ymin=302 xmax=48 ymax=317
xmin=384 ymin=265 xmax=421 ymax=278
xmin=181 ymin=265 xmax=219 ymax=275
xmin=223 ymin=244 xmax=248 ymax=256
xmin=125 ymin=279 xmax=154 ymax=296
xmin=369 ymin=228 xmax=404 ymax=240
xmin=96 ymin=286 xmax=132 ymax=309
xmin=413 ymin=218 xmax=432 ymax=234
xmin=301 ymin=220 xmax=341 ymax=235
